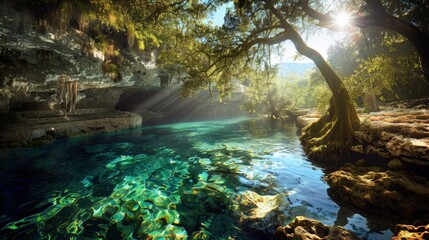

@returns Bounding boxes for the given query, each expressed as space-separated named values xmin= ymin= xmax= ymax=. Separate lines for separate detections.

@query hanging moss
xmin=134 ymin=31 xmax=145 ymax=51
xmin=56 ymin=1 xmax=73 ymax=33
xmin=126 ymin=23 xmax=135 ymax=48
xmin=102 ymin=60 xmax=122 ymax=83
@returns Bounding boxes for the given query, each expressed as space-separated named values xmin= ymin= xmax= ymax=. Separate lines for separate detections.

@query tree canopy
xmin=302 ymin=0 xmax=429 ymax=84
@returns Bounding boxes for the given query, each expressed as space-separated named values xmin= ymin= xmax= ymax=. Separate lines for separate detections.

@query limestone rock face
xmin=274 ymin=216 xmax=359 ymax=240
xmin=392 ymin=224 xmax=429 ymax=240
xmin=354 ymin=109 xmax=429 ymax=167
xmin=326 ymin=165 xmax=429 ymax=219
xmin=0 ymin=1 xmax=178 ymax=114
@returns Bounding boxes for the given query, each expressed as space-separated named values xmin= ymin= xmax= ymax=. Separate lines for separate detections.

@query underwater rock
xmin=80 ymin=217 xmax=110 ymax=239
xmin=106 ymin=222 xmax=135 ymax=239
xmin=92 ymin=183 xmax=115 ymax=197
xmin=150 ymin=209 xmax=180 ymax=225
xmin=137 ymin=221 xmax=164 ymax=238
xmin=179 ymin=177 xmax=232 ymax=236
xmin=43 ymin=205 xmax=80 ymax=232
xmin=198 ymin=171 xmax=209 ymax=182
xmin=146 ymin=224 xmax=188 ymax=239
xmin=274 ymin=216 xmax=359 ymax=240
xmin=106 ymin=155 xmax=135 ymax=169
xmin=238 ymin=191 xmax=281 ymax=220
xmin=140 ymin=189 xmax=178 ymax=209
xmin=326 ymin=164 xmax=429 ymax=219
xmin=190 ymin=228 xmax=211 ymax=240
xmin=202 ymin=182 xmax=226 ymax=193
xmin=236 ymin=191 xmax=286 ymax=237
xmin=392 ymin=223 xmax=429 ymax=240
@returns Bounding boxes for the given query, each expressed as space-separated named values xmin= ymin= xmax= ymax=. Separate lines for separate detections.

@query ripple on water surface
xmin=0 ymin=117 xmax=394 ymax=239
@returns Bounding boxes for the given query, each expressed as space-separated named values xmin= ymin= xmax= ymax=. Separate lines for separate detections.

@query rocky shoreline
xmin=292 ymin=102 xmax=429 ymax=239
xmin=297 ymin=107 xmax=429 ymax=172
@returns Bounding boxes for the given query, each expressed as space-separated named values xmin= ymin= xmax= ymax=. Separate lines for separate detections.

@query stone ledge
xmin=326 ymin=165 xmax=429 ymax=220
xmin=0 ymin=109 xmax=142 ymax=149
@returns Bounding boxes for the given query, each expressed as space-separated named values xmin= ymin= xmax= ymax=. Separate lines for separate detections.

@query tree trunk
xmin=363 ymin=84 xmax=379 ymax=113
xmin=266 ymin=1 xmax=360 ymax=162
xmin=296 ymin=45 xmax=360 ymax=161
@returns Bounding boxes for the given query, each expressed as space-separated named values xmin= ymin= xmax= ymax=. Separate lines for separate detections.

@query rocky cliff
xmin=0 ymin=0 xmax=168 ymax=113
xmin=0 ymin=1 xmax=170 ymax=148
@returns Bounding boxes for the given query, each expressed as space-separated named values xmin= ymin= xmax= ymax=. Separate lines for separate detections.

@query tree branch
xmin=236 ymin=31 xmax=290 ymax=54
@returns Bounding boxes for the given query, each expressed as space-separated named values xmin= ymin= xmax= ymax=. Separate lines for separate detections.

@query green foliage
xmin=346 ymin=53 xmax=424 ymax=102
xmin=327 ymin=29 xmax=427 ymax=111
xmin=243 ymin=64 xmax=313 ymax=118
xmin=303 ymin=69 xmax=330 ymax=112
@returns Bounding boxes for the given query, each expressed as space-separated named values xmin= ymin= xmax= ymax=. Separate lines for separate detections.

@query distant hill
xmin=277 ymin=62 xmax=315 ymax=77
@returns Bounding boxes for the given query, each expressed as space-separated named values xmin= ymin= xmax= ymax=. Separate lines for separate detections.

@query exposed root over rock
xmin=300 ymin=96 xmax=360 ymax=163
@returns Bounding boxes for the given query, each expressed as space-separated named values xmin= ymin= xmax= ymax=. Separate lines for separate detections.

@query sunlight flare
xmin=333 ymin=12 xmax=352 ymax=30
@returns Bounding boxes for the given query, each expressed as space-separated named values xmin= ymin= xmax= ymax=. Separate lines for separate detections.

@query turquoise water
xmin=0 ymin=117 xmax=394 ymax=239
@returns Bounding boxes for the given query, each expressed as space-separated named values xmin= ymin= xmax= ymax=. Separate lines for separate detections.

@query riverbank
xmin=293 ymin=102 xmax=429 ymax=239
xmin=297 ymin=107 xmax=429 ymax=171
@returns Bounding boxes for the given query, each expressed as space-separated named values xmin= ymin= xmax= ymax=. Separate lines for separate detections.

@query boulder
xmin=274 ymin=216 xmax=359 ymax=240
xmin=326 ymin=165 xmax=429 ymax=219
xmin=387 ymin=158 xmax=405 ymax=170
xmin=236 ymin=191 xmax=287 ymax=238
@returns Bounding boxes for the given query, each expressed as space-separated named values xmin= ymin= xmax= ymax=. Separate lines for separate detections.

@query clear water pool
xmin=0 ymin=117 xmax=395 ymax=239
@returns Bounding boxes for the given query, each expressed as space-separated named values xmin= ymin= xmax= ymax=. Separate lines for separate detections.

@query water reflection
xmin=0 ymin=117 xmax=393 ymax=239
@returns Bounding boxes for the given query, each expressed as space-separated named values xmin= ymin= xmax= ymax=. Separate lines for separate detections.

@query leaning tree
xmin=178 ymin=0 xmax=361 ymax=162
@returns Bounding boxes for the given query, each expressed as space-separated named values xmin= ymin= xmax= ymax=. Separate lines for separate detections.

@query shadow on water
xmin=0 ymin=117 xmax=395 ymax=239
